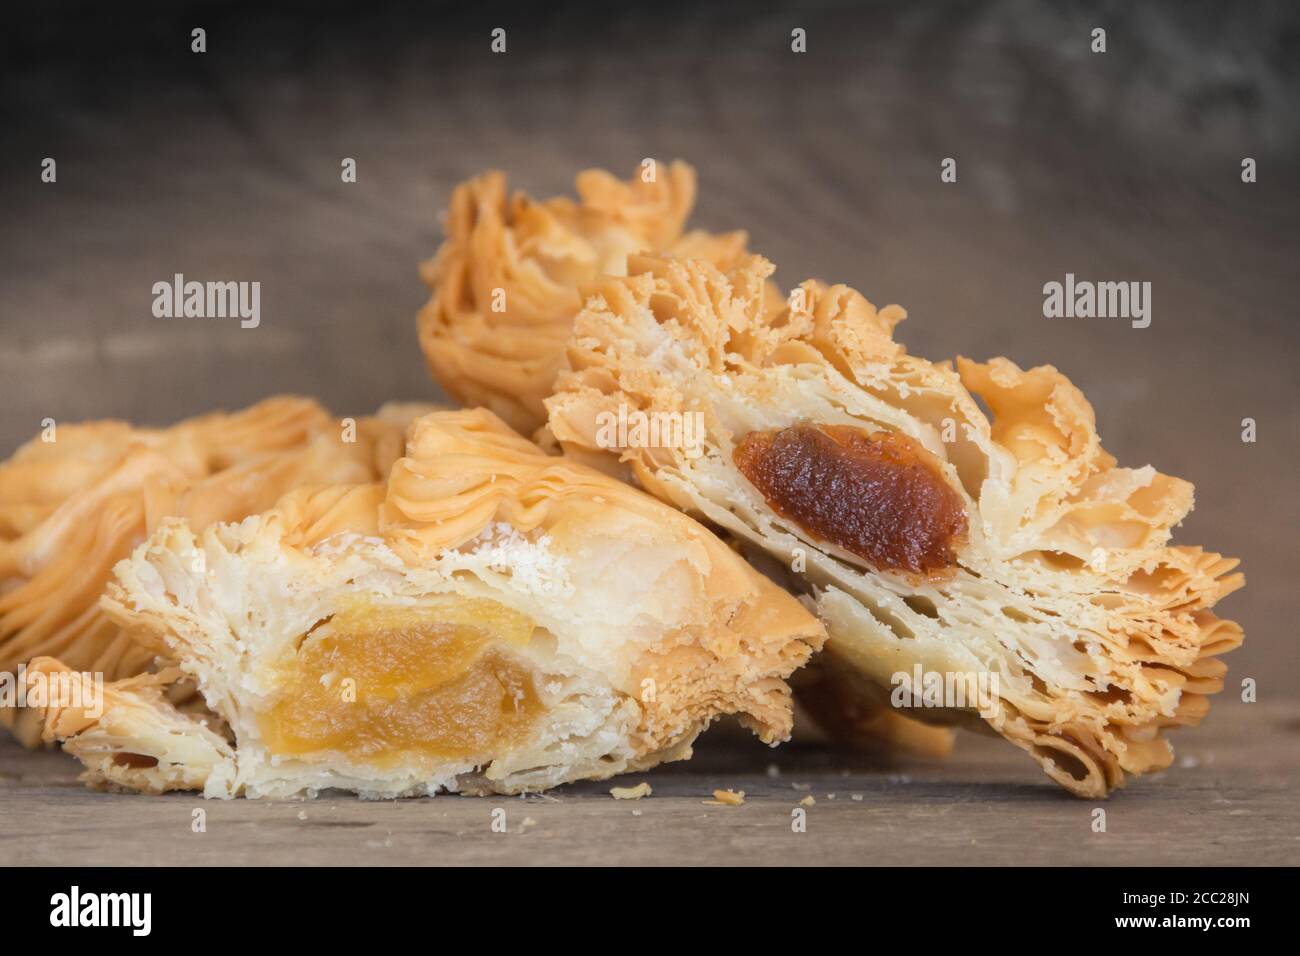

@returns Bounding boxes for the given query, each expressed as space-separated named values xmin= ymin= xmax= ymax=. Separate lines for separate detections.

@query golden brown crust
xmin=545 ymin=253 xmax=1244 ymax=797
xmin=416 ymin=161 xmax=757 ymax=435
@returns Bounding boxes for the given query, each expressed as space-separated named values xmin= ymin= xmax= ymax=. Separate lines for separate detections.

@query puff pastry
xmin=417 ymin=160 xmax=771 ymax=435
xmin=0 ymin=397 xmax=433 ymax=745
xmin=29 ymin=408 xmax=824 ymax=798
xmin=545 ymin=254 xmax=1244 ymax=797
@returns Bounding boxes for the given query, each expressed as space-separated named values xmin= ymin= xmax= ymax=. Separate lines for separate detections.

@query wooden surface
xmin=2 ymin=700 xmax=1295 ymax=866
xmin=1 ymin=1 xmax=1298 ymax=865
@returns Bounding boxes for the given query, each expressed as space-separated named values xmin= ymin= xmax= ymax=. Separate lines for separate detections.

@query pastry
xmin=29 ymin=408 xmax=824 ymax=798
xmin=544 ymin=254 xmax=1244 ymax=797
xmin=417 ymin=160 xmax=771 ymax=435
xmin=0 ymin=397 xmax=434 ymax=745
xmin=418 ymin=160 xmax=948 ymax=759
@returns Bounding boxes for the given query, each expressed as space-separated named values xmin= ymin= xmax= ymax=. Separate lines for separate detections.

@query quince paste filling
xmin=258 ymin=597 xmax=544 ymax=765
xmin=733 ymin=423 xmax=967 ymax=577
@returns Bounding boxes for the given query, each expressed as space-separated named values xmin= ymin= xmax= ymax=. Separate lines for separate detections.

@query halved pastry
xmin=417 ymin=160 xmax=772 ymax=435
xmin=545 ymin=254 xmax=1245 ymax=798
xmin=30 ymin=409 xmax=824 ymax=798
xmin=0 ymin=397 xmax=432 ymax=745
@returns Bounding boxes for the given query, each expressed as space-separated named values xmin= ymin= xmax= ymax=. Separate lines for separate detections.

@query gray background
xmin=1 ymin=1 xmax=1296 ymax=692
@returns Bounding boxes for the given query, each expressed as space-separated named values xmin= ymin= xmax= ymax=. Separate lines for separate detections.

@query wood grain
xmin=2 ymin=701 xmax=1296 ymax=866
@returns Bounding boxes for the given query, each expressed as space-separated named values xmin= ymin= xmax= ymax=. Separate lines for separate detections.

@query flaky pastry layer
xmin=31 ymin=409 xmax=823 ymax=798
xmin=416 ymin=160 xmax=765 ymax=435
xmin=545 ymin=254 xmax=1244 ymax=797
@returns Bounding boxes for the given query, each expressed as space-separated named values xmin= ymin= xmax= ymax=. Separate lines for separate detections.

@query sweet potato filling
xmin=733 ymin=423 xmax=967 ymax=576
xmin=259 ymin=598 xmax=544 ymax=765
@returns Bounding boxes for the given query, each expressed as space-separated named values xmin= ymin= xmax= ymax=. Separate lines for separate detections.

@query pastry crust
xmin=21 ymin=658 xmax=234 ymax=794
xmin=416 ymin=160 xmax=764 ymax=435
xmin=545 ymin=254 xmax=1244 ymax=797
xmin=32 ymin=409 xmax=824 ymax=798
xmin=0 ymin=397 xmax=436 ymax=745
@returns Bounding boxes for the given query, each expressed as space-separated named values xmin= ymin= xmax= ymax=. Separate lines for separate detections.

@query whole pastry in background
xmin=417 ymin=160 xmax=776 ymax=435
xmin=0 ymin=396 xmax=435 ymax=745
xmin=545 ymin=253 xmax=1244 ymax=798
xmin=29 ymin=408 xmax=824 ymax=798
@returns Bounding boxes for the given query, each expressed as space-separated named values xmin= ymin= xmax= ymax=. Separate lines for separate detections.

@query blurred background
xmin=2 ymin=0 xmax=1297 ymax=689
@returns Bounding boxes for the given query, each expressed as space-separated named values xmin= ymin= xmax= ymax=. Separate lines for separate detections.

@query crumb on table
xmin=610 ymin=782 xmax=653 ymax=800
xmin=705 ymin=788 xmax=745 ymax=806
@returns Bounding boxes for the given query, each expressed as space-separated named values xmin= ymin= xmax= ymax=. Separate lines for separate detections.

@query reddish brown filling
xmin=733 ymin=424 xmax=967 ymax=576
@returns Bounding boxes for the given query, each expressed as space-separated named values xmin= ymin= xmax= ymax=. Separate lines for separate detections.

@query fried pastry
xmin=30 ymin=409 xmax=824 ymax=798
xmin=545 ymin=254 xmax=1244 ymax=797
xmin=0 ymin=397 xmax=433 ymax=745
xmin=417 ymin=160 xmax=770 ymax=435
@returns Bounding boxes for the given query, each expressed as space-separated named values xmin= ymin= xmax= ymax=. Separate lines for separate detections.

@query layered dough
xmin=417 ymin=160 xmax=771 ymax=435
xmin=545 ymin=254 xmax=1244 ymax=797
xmin=0 ymin=397 xmax=434 ymax=745
xmin=28 ymin=409 xmax=824 ymax=798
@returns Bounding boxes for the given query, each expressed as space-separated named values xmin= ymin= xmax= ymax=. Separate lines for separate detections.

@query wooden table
xmin=3 ymin=701 xmax=1294 ymax=866
xmin=2 ymin=1 xmax=1297 ymax=865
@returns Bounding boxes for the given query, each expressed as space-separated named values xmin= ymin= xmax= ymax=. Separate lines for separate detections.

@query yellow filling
xmin=258 ymin=597 xmax=543 ymax=765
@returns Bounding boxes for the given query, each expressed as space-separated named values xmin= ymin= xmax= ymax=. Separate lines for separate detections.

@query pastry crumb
xmin=705 ymin=788 xmax=745 ymax=806
xmin=610 ymin=782 xmax=652 ymax=800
